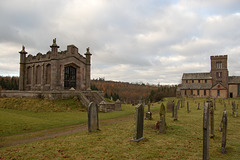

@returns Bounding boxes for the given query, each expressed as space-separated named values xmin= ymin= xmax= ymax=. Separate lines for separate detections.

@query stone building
xmin=177 ymin=55 xmax=240 ymax=98
xmin=19 ymin=38 xmax=91 ymax=91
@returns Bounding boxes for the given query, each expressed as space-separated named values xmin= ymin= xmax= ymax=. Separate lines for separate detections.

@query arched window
xmin=36 ymin=65 xmax=41 ymax=84
xmin=64 ymin=66 xmax=76 ymax=89
xmin=46 ymin=64 xmax=51 ymax=84
xmin=27 ymin=67 xmax=32 ymax=84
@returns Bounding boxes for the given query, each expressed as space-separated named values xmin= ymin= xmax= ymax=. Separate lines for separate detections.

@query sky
xmin=0 ymin=0 xmax=240 ymax=85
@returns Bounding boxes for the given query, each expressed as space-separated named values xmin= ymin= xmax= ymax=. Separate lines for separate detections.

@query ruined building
xmin=177 ymin=55 xmax=240 ymax=98
xmin=19 ymin=38 xmax=91 ymax=91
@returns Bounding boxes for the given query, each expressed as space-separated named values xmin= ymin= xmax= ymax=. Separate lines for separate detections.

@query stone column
xmin=41 ymin=64 xmax=44 ymax=90
xmin=84 ymin=47 xmax=92 ymax=91
xmin=203 ymin=101 xmax=210 ymax=160
xmin=19 ymin=46 xmax=27 ymax=91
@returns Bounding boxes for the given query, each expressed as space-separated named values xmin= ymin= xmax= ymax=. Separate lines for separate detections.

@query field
xmin=0 ymin=97 xmax=240 ymax=159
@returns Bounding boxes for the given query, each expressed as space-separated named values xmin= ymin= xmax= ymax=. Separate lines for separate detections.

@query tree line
xmin=0 ymin=76 xmax=19 ymax=90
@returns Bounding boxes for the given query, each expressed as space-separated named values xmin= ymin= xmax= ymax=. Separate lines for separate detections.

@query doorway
xmin=230 ymin=92 xmax=233 ymax=98
xmin=64 ymin=66 xmax=76 ymax=89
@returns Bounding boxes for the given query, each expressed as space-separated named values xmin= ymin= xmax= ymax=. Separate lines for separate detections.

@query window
xmin=197 ymin=90 xmax=199 ymax=95
xmin=185 ymin=90 xmax=186 ymax=95
xmin=216 ymin=72 xmax=222 ymax=78
xmin=192 ymin=80 xmax=194 ymax=83
xmin=198 ymin=80 xmax=200 ymax=83
xmin=36 ymin=65 xmax=41 ymax=84
xmin=191 ymin=90 xmax=193 ymax=95
xmin=218 ymin=90 xmax=220 ymax=96
xmin=64 ymin=66 xmax=76 ymax=89
xmin=46 ymin=64 xmax=51 ymax=84
xmin=186 ymin=80 xmax=188 ymax=83
xmin=205 ymin=80 xmax=207 ymax=83
xmin=204 ymin=90 xmax=206 ymax=96
xmin=216 ymin=62 xmax=222 ymax=69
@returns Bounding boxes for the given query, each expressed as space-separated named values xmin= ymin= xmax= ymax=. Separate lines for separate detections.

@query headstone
xmin=172 ymin=102 xmax=175 ymax=117
xmin=221 ymin=110 xmax=227 ymax=154
xmin=177 ymin=100 xmax=180 ymax=110
xmin=167 ymin=101 xmax=174 ymax=113
xmin=174 ymin=103 xmax=178 ymax=121
xmin=232 ymin=101 xmax=235 ymax=116
xmin=159 ymin=103 xmax=166 ymax=134
xmin=235 ymin=104 xmax=238 ymax=117
xmin=187 ymin=102 xmax=191 ymax=113
xmin=197 ymin=102 xmax=200 ymax=110
xmin=203 ymin=101 xmax=210 ymax=160
xmin=131 ymin=103 xmax=145 ymax=142
xmin=210 ymin=102 xmax=214 ymax=138
xmin=145 ymin=103 xmax=152 ymax=120
xmin=88 ymin=102 xmax=100 ymax=132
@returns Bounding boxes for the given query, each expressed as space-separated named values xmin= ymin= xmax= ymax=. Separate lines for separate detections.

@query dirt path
xmin=0 ymin=115 xmax=134 ymax=148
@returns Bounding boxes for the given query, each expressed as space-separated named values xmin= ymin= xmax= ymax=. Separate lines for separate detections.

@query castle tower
xmin=84 ymin=47 xmax=92 ymax=90
xmin=210 ymin=55 xmax=228 ymax=88
xmin=19 ymin=45 xmax=27 ymax=91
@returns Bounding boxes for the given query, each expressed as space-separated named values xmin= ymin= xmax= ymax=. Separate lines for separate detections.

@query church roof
xmin=182 ymin=72 xmax=212 ymax=80
xmin=179 ymin=83 xmax=212 ymax=90
xmin=228 ymin=76 xmax=240 ymax=84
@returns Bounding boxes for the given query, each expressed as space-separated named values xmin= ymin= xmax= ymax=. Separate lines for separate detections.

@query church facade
xmin=177 ymin=55 xmax=240 ymax=98
xmin=19 ymin=39 xmax=92 ymax=91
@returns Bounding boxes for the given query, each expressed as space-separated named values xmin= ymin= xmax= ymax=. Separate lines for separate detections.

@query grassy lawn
xmin=0 ymin=97 xmax=160 ymax=137
xmin=0 ymin=98 xmax=240 ymax=159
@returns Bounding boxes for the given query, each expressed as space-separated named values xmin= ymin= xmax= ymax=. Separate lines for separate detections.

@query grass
xmin=0 ymin=97 xmax=240 ymax=159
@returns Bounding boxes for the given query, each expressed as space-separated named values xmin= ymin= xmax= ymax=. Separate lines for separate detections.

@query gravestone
xmin=159 ymin=103 xmax=166 ymax=134
xmin=180 ymin=100 xmax=183 ymax=108
xmin=145 ymin=103 xmax=152 ymax=120
xmin=221 ymin=110 xmax=227 ymax=154
xmin=232 ymin=101 xmax=235 ymax=116
xmin=187 ymin=102 xmax=191 ymax=113
xmin=210 ymin=102 xmax=214 ymax=138
xmin=177 ymin=100 xmax=180 ymax=110
xmin=197 ymin=102 xmax=200 ymax=110
xmin=167 ymin=101 xmax=174 ymax=113
xmin=88 ymin=102 xmax=100 ymax=132
xmin=131 ymin=103 xmax=145 ymax=142
xmin=203 ymin=101 xmax=210 ymax=160
xmin=235 ymin=104 xmax=238 ymax=117
xmin=174 ymin=103 xmax=178 ymax=121
xmin=172 ymin=102 xmax=175 ymax=117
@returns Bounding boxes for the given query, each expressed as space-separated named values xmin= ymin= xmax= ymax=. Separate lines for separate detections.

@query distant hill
xmin=91 ymin=78 xmax=176 ymax=103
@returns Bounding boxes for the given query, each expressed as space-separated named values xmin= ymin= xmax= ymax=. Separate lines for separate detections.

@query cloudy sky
xmin=0 ymin=0 xmax=240 ymax=85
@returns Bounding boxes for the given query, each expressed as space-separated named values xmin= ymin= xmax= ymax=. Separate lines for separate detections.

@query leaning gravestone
xmin=203 ymin=101 xmax=210 ymax=160
xmin=131 ymin=103 xmax=145 ymax=142
xmin=167 ymin=101 xmax=173 ymax=113
xmin=88 ymin=102 xmax=100 ymax=132
xmin=221 ymin=110 xmax=227 ymax=154
xmin=159 ymin=103 xmax=166 ymax=134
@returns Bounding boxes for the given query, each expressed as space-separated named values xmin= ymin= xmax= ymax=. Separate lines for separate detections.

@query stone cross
xmin=187 ymin=101 xmax=191 ymax=113
xmin=203 ymin=101 xmax=210 ymax=160
xmin=210 ymin=102 xmax=214 ymax=138
xmin=131 ymin=103 xmax=145 ymax=142
xmin=197 ymin=102 xmax=200 ymax=110
xmin=88 ymin=102 xmax=100 ymax=132
xmin=221 ymin=110 xmax=227 ymax=154
xmin=145 ymin=103 xmax=152 ymax=120
xmin=159 ymin=103 xmax=166 ymax=134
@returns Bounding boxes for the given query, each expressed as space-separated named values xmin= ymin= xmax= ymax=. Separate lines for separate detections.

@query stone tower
xmin=84 ymin=47 xmax=92 ymax=90
xmin=19 ymin=46 xmax=27 ymax=91
xmin=210 ymin=55 xmax=228 ymax=88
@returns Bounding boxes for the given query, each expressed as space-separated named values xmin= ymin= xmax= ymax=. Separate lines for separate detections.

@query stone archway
xmin=64 ymin=66 xmax=76 ymax=89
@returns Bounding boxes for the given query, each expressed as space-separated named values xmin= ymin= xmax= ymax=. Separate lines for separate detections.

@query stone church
xmin=177 ymin=55 xmax=240 ymax=98
xmin=19 ymin=38 xmax=91 ymax=91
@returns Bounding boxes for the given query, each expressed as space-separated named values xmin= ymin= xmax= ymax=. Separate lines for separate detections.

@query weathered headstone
xmin=159 ymin=103 xmax=166 ymax=134
xmin=88 ymin=102 xmax=100 ymax=132
xmin=232 ymin=101 xmax=235 ymax=116
xmin=145 ymin=103 xmax=152 ymax=120
xmin=167 ymin=101 xmax=173 ymax=113
xmin=174 ymin=103 xmax=178 ymax=121
xmin=131 ymin=103 xmax=145 ymax=142
xmin=221 ymin=110 xmax=227 ymax=154
xmin=187 ymin=101 xmax=191 ymax=113
xmin=180 ymin=99 xmax=183 ymax=108
xmin=203 ymin=101 xmax=210 ymax=160
xmin=172 ymin=102 xmax=175 ymax=117
xmin=197 ymin=102 xmax=200 ymax=110
xmin=177 ymin=100 xmax=180 ymax=110
xmin=210 ymin=102 xmax=214 ymax=138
